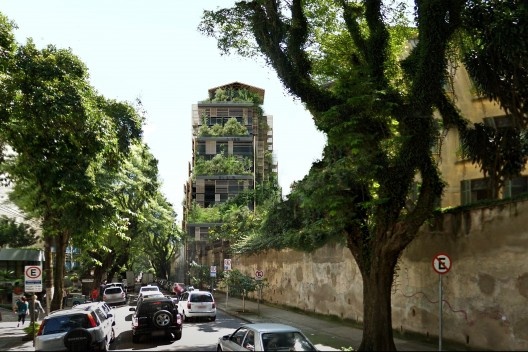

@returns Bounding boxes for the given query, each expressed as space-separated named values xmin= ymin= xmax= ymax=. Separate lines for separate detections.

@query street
xmin=109 ymin=304 xmax=246 ymax=351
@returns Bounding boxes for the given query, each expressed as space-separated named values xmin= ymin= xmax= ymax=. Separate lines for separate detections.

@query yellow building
xmin=436 ymin=64 xmax=528 ymax=207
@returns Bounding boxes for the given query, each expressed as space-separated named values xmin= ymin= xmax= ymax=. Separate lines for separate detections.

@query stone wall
xmin=213 ymin=199 xmax=528 ymax=350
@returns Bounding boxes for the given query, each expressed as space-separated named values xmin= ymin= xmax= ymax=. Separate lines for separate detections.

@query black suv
xmin=129 ymin=296 xmax=182 ymax=343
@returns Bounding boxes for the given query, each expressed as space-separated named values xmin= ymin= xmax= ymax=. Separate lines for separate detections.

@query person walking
xmin=29 ymin=295 xmax=46 ymax=321
xmin=91 ymin=287 xmax=99 ymax=302
xmin=13 ymin=296 xmax=29 ymax=327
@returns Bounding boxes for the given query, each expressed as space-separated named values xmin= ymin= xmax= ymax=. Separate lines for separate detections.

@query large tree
xmin=1 ymin=39 xmax=142 ymax=310
xmin=200 ymin=0 xmax=527 ymax=350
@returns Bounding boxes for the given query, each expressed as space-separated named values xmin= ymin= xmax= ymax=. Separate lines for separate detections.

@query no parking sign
xmin=25 ymin=265 xmax=43 ymax=292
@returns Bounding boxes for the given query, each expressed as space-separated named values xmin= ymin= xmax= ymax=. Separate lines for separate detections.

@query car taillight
xmin=187 ymin=302 xmax=191 ymax=309
xmin=103 ymin=294 xmax=107 ymax=301
xmin=87 ymin=314 xmax=98 ymax=328
xmin=212 ymin=301 xmax=215 ymax=308
xmin=37 ymin=320 xmax=46 ymax=336
xmin=175 ymin=314 xmax=182 ymax=325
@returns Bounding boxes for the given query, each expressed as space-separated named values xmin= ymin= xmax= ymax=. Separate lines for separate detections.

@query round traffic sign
xmin=25 ymin=266 xmax=42 ymax=279
xmin=432 ymin=253 xmax=452 ymax=274
xmin=255 ymin=270 xmax=264 ymax=279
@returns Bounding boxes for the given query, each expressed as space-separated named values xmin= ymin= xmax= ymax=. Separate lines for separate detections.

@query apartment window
xmin=483 ymin=115 xmax=513 ymax=129
xmin=233 ymin=143 xmax=253 ymax=156
xmin=503 ymin=176 xmax=528 ymax=198
xmin=195 ymin=142 xmax=206 ymax=155
xmin=461 ymin=178 xmax=491 ymax=205
xmin=215 ymin=180 xmax=228 ymax=194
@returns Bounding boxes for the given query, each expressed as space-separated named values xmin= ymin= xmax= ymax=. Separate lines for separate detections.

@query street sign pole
xmin=439 ymin=274 xmax=442 ymax=352
xmin=432 ymin=253 xmax=451 ymax=352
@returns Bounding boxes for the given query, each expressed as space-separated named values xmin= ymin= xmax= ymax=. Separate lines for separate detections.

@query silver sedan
xmin=217 ymin=323 xmax=318 ymax=351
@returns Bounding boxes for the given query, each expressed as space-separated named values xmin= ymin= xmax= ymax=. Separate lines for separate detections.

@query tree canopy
xmin=200 ymin=1 xmax=527 ymax=350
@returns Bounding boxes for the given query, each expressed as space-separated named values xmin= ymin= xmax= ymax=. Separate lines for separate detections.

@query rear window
xmin=141 ymin=287 xmax=159 ymax=292
xmin=138 ymin=301 xmax=174 ymax=315
xmin=42 ymin=314 xmax=90 ymax=335
xmin=105 ymin=287 xmax=122 ymax=294
xmin=190 ymin=293 xmax=213 ymax=303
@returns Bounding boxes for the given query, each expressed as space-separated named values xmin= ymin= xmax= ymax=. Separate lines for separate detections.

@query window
xmin=503 ymin=176 xmax=528 ymax=198
xmin=232 ymin=327 xmax=248 ymax=346
xmin=483 ymin=115 xmax=513 ymax=129
xmin=244 ymin=331 xmax=255 ymax=350
xmin=461 ymin=178 xmax=491 ymax=205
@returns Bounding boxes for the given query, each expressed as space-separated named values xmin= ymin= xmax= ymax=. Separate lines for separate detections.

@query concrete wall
xmin=216 ymin=199 xmax=528 ymax=350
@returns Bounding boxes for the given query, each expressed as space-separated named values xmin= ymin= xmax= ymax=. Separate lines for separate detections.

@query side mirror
xmin=129 ymin=307 xmax=136 ymax=311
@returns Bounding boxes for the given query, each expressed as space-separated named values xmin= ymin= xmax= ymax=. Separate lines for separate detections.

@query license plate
xmin=152 ymin=330 xmax=165 ymax=336
xmin=196 ymin=305 xmax=206 ymax=309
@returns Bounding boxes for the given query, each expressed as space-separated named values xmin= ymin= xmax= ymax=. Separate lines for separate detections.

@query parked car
xmin=177 ymin=289 xmax=216 ymax=322
xmin=35 ymin=301 xmax=115 ymax=351
xmin=105 ymin=282 xmax=127 ymax=296
xmin=136 ymin=291 xmax=165 ymax=306
xmin=65 ymin=293 xmax=89 ymax=307
xmin=217 ymin=323 xmax=318 ymax=351
xmin=137 ymin=284 xmax=161 ymax=299
xmin=103 ymin=286 xmax=127 ymax=306
xmin=72 ymin=301 xmax=115 ymax=328
xmin=129 ymin=296 xmax=183 ymax=343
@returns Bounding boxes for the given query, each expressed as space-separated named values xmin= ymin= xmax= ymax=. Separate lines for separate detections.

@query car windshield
xmin=261 ymin=332 xmax=316 ymax=351
xmin=190 ymin=293 xmax=213 ymax=302
xmin=42 ymin=314 xmax=90 ymax=335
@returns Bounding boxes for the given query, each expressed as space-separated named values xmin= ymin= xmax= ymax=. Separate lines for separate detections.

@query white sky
xmin=1 ymin=1 xmax=326 ymax=221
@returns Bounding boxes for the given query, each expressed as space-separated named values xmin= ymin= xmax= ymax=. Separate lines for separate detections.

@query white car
xmin=177 ymin=290 xmax=216 ymax=322
xmin=217 ymin=323 xmax=317 ymax=351
xmin=35 ymin=302 xmax=115 ymax=351
xmin=137 ymin=285 xmax=161 ymax=299
xmin=103 ymin=286 xmax=127 ymax=306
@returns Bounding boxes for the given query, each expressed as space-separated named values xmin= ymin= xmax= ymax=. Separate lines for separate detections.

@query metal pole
xmin=439 ymin=274 xmax=443 ymax=351
xmin=226 ymin=284 xmax=229 ymax=309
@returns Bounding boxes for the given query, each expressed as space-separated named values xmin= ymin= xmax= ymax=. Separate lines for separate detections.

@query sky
xmin=1 ymin=1 xmax=326 ymax=220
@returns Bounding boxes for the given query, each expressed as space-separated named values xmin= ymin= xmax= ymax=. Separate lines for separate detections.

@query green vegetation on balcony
xmin=194 ymin=154 xmax=252 ymax=176
xmin=187 ymin=201 xmax=222 ymax=223
xmin=203 ymin=87 xmax=261 ymax=104
xmin=198 ymin=116 xmax=249 ymax=137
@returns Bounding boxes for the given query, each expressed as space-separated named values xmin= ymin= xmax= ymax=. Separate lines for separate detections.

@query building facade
xmin=435 ymin=64 xmax=528 ymax=207
xmin=181 ymin=82 xmax=278 ymax=283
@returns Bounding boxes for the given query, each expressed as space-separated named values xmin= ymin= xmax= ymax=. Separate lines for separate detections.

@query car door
xmin=178 ymin=292 xmax=188 ymax=313
xmin=94 ymin=307 xmax=113 ymax=345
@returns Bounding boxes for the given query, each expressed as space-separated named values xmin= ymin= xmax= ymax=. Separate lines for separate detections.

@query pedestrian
xmin=13 ymin=296 xmax=29 ymax=327
xmin=91 ymin=287 xmax=99 ymax=302
xmin=99 ymin=281 xmax=106 ymax=301
xmin=62 ymin=288 xmax=68 ymax=307
xmin=29 ymin=295 xmax=46 ymax=321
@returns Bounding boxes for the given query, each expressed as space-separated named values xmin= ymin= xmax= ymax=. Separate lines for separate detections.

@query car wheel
xmin=173 ymin=330 xmax=182 ymax=341
xmin=210 ymin=315 xmax=216 ymax=321
xmin=64 ymin=328 xmax=92 ymax=351
xmin=153 ymin=310 xmax=173 ymax=328
xmin=132 ymin=334 xmax=140 ymax=343
xmin=217 ymin=345 xmax=223 ymax=352
xmin=72 ymin=301 xmax=80 ymax=306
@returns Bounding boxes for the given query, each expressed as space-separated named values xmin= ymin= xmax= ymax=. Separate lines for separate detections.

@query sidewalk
xmin=213 ymin=291 xmax=442 ymax=351
xmin=0 ymin=308 xmax=36 ymax=351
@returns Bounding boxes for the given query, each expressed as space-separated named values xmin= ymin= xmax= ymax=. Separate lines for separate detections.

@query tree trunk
xmin=43 ymin=239 xmax=52 ymax=315
xmin=358 ymin=251 xmax=398 ymax=351
xmin=51 ymin=232 xmax=68 ymax=311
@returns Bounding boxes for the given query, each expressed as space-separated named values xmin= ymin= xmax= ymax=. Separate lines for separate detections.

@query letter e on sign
xmin=432 ymin=253 xmax=452 ymax=275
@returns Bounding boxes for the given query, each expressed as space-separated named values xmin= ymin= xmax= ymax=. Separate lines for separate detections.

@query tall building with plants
xmin=182 ymin=82 xmax=278 ymax=282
